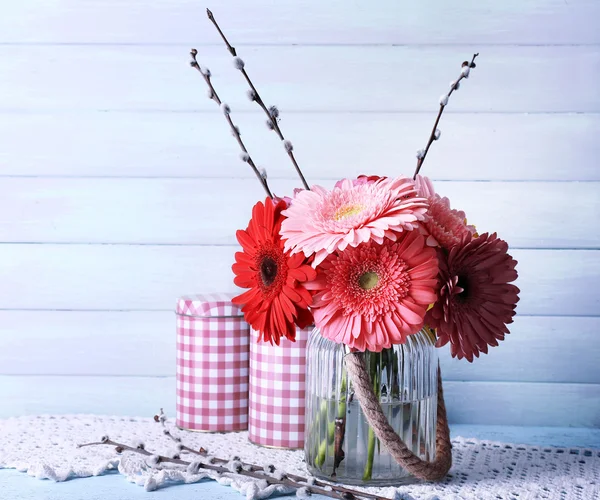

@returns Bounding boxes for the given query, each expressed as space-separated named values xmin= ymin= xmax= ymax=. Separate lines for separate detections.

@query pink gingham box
xmin=249 ymin=326 xmax=312 ymax=449
xmin=176 ymin=293 xmax=249 ymax=432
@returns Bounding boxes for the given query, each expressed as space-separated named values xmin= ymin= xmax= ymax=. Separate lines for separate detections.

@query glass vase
xmin=304 ymin=328 xmax=438 ymax=485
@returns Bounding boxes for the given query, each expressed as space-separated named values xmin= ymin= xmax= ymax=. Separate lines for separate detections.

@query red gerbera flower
xmin=426 ymin=232 xmax=520 ymax=362
xmin=232 ymin=198 xmax=316 ymax=345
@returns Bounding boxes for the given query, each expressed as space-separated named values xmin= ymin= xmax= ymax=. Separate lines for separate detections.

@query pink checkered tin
xmin=176 ymin=293 xmax=250 ymax=432
xmin=249 ymin=326 xmax=312 ymax=449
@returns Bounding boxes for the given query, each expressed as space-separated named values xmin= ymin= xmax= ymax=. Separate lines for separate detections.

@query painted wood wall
xmin=0 ymin=1 xmax=599 ymax=427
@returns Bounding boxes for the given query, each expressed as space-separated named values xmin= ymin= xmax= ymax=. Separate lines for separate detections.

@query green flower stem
xmin=316 ymin=439 xmax=328 ymax=467
xmin=362 ymin=353 xmax=380 ymax=481
xmin=315 ymin=369 xmax=348 ymax=470
xmin=337 ymin=368 xmax=348 ymax=419
xmin=313 ymin=399 xmax=328 ymax=467
xmin=362 ymin=426 xmax=376 ymax=481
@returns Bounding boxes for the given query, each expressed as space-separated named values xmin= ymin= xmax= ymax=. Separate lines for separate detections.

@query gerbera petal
xmin=416 ymin=188 xmax=477 ymax=250
xmin=410 ymin=286 xmax=439 ymax=304
xmin=398 ymin=303 xmax=425 ymax=325
xmin=236 ymin=229 xmax=256 ymax=251
xmin=232 ymin=287 xmax=260 ymax=306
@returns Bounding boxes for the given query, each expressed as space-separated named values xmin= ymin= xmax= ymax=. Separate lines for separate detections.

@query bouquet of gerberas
xmin=192 ymin=9 xmax=519 ymax=485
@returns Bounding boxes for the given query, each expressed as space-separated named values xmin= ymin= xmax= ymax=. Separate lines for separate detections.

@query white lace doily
xmin=0 ymin=415 xmax=598 ymax=500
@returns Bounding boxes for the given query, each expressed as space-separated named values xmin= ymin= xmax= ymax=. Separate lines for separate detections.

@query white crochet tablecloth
xmin=0 ymin=415 xmax=598 ymax=500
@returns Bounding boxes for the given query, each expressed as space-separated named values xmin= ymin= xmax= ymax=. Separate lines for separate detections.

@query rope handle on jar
xmin=344 ymin=352 xmax=452 ymax=481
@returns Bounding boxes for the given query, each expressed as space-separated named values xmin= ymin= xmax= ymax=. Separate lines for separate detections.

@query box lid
xmin=176 ymin=293 xmax=244 ymax=318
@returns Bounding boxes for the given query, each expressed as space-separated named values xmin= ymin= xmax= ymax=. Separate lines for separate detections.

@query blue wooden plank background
xmin=0 ymin=0 xmax=598 ymax=430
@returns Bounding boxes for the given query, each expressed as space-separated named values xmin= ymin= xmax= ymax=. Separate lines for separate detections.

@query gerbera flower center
xmin=358 ymin=271 xmax=379 ymax=290
xmin=333 ymin=203 xmax=365 ymax=221
xmin=259 ymin=256 xmax=279 ymax=287
xmin=456 ymin=275 xmax=469 ymax=299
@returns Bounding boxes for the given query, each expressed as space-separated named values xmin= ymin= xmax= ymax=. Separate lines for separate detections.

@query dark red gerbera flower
xmin=426 ymin=232 xmax=520 ymax=362
xmin=232 ymin=197 xmax=316 ymax=345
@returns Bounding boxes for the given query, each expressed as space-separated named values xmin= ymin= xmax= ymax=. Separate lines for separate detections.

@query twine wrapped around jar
xmin=344 ymin=352 xmax=452 ymax=481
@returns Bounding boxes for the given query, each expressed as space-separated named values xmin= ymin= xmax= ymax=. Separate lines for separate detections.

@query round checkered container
xmin=249 ymin=326 xmax=312 ymax=449
xmin=176 ymin=293 xmax=250 ymax=432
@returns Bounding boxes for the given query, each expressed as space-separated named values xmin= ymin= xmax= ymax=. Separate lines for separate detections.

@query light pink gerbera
xmin=426 ymin=233 xmax=520 ymax=362
xmin=280 ymin=176 xmax=428 ymax=266
xmin=306 ymin=231 xmax=439 ymax=352
xmin=415 ymin=175 xmax=476 ymax=249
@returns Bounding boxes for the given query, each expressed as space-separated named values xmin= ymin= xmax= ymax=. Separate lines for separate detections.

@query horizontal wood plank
xmin=0 ymin=311 xmax=175 ymax=377
xmin=439 ymin=316 xmax=600 ymax=384
xmin=444 ymin=381 xmax=600 ymax=427
xmin=1 ymin=46 xmax=599 ymax=113
xmin=1 ymin=112 xmax=599 ymax=181
xmin=1 ymin=0 xmax=599 ymax=45
xmin=1 ymin=375 xmax=597 ymax=426
xmin=0 ymin=312 xmax=598 ymax=385
xmin=2 ymin=179 xmax=598 ymax=248
xmin=449 ymin=425 xmax=600 ymax=448
xmin=0 ymin=376 xmax=174 ymax=419
xmin=0 ymin=245 xmax=596 ymax=316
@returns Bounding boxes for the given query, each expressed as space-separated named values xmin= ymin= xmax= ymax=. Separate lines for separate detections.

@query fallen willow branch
xmin=206 ymin=8 xmax=310 ymax=191
xmin=154 ymin=410 xmax=208 ymax=457
xmin=153 ymin=409 xmax=387 ymax=500
xmin=189 ymin=49 xmax=273 ymax=198
xmin=77 ymin=435 xmax=389 ymax=500
xmin=413 ymin=53 xmax=479 ymax=179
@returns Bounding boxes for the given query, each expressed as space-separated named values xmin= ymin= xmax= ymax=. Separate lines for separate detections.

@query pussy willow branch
xmin=77 ymin=437 xmax=387 ymax=500
xmin=206 ymin=8 xmax=310 ymax=191
xmin=155 ymin=409 xmax=208 ymax=457
xmin=155 ymin=409 xmax=386 ymax=500
xmin=413 ymin=52 xmax=479 ymax=179
xmin=189 ymin=50 xmax=273 ymax=198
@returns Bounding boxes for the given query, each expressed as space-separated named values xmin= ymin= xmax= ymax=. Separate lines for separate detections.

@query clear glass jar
xmin=304 ymin=328 xmax=438 ymax=485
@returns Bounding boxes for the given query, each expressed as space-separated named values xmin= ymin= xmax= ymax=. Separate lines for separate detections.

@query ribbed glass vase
xmin=304 ymin=328 xmax=438 ymax=485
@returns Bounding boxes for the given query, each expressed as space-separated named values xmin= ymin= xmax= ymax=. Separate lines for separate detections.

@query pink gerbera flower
xmin=415 ymin=175 xmax=476 ymax=249
xmin=414 ymin=175 xmax=436 ymax=199
xmin=334 ymin=174 xmax=383 ymax=188
xmin=280 ymin=176 xmax=428 ymax=266
xmin=426 ymin=232 xmax=520 ymax=362
xmin=306 ymin=231 xmax=439 ymax=352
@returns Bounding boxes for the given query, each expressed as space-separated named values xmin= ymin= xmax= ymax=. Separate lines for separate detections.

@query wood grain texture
xmin=2 ymin=0 xmax=599 ymax=44
xmin=437 ymin=315 xmax=600 ymax=385
xmin=0 ymin=376 xmax=174 ymax=419
xmin=0 ymin=0 xmax=598 ymax=428
xmin=2 ymin=179 xmax=598 ymax=248
xmin=444 ymin=381 xmax=600 ymax=427
xmin=0 ymin=311 xmax=175 ymax=377
xmin=1 ymin=375 xmax=598 ymax=426
xmin=1 ymin=46 xmax=598 ymax=113
xmin=1 ymin=312 xmax=598 ymax=385
xmin=0 ymin=245 xmax=597 ymax=316
xmin=448 ymin=425 xmax=600 ymax=448
xmin=1 ymin=112 xmax=599 ymax=181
